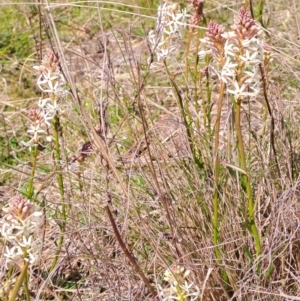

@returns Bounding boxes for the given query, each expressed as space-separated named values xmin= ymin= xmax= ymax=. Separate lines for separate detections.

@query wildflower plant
xmin=197 ymin=7 xmax=271 ymax=274
xmin=148 ymin=3 xmax=188 ymax=62
xmin=16 ymin=48 xmax=70 ymax=284
xmin=22 ymin=108 xmax=51 ymax=148
xmin=32 ymin=49 xmax=69 ymax=271
xmin=0 ymin=196 xmax=43 ymax=300
xmin=21 ymin=49 xmax=69 ymax=201
xmin=160 ymin=266 xmax=199 ymax=301
xmin=34 ymin=49 xmax=68 ymax=122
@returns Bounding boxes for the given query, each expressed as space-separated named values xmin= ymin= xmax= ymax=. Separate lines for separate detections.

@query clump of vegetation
xmin=1 ymin=0 xmax=300 ymax=300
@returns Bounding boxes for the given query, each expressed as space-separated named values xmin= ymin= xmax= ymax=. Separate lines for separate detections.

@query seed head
xmin=41 ymin=49 xmax=59 ymax=73
xmin=27 ymin=108 xmax=44 ymax=124
xmin=188 ymin=0 xmax=204 ymax=32
xmin=203 ymin=20 xmax=226 ymax=50
xmin=2 ymin=196 xmax=33 ymax=222
xmin=232 ymin=7 xmax=259 ymax=40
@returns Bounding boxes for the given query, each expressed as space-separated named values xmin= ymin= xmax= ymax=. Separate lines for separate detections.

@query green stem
xmin=184 ymin=32 xmax=192 ymax=81
xmin=27 ymin=145 xmax=38 ymax=199
xmin=204 ymin=60 xmax=212 ymax=139
xmin=213 ymin=82 xmax=230 ymax=286
xmin=49 ymin=113 xmax=66 ymax=272
xmin=213 ymin=83 xmax=225 ymax=253
xmin=235 ymin=100 xmax=261 ymax=257
xmin=165 ymin=63 xmax=203 ymax=170
xmin=53 ymin=113 xmax=66 ymax=223
xmin=257 ymin=0 xmax=265 ymax=27
xmin=8 ymin=261 xmax=29 ymax=301
xmin=23 ymin=271 xmax=30 ymax=301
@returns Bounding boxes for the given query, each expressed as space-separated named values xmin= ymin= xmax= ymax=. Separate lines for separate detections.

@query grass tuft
xmin=1 ymin=0 xmax=300 ymax=300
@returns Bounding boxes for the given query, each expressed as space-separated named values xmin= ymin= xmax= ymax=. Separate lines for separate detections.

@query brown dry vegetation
xmin=1 ymin=0 xmax=300 ymax=300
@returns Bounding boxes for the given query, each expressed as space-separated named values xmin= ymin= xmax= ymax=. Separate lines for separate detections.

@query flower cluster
xmin=23 ymin=49 xmax=69 ymax=147
xmin=34 ymin=49 xmax=68 ymax=116
xmin=0 ymin=196 xmax=43 ymax=267
xmin=199 ymin=7 xmax=270 ymax=102
xmin=22 ymin=108 xmax=51 ymax=147
xmin=188 ymin=0 xmax=204 ymax=32
xmin=159 ymin=265 xmax=199 ymax=301
xmin=148 ymin=2 xmax=187 ymax=62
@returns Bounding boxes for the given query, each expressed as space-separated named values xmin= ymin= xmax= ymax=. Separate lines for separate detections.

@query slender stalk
xmin=105 ymin=205 xmax=157 ymax=297
xmin=165 ymin=64 xmax=204 ymax=170
xmin=182 ymin=33 xmax=205 ymax=170
xmin=213 ymin=82 xmax=225 ymax=253
xmin=8 ymin=261 xmax=29 ymax=301
xmin=257 ymin=0 xmax=265 ymax=27
xmin=212 ymin=82 xmax=230 ymax=288
xmin=27 ymin=145 xmax=38 ymax=199
xmin=49 ymin=113 xmax=66 ymax=272
xmin=193 ymin=29 xmax=204 ymax=137
xmin=184 ymin=32 xmax=193 ymax=81
xmin=204 ymin=58 xmax=212 ymax=140
xmin=52 ymin=113 xmax=66 ymax=216
xmin=23 ymin=271 xmax=30 ymax=301
xmin=235 ymin=99 xmax=261 ymax=256
xmin=234 ymin=48 xmax=262 ymax=257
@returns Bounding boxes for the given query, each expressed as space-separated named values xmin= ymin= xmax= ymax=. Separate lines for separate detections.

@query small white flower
xmin=38 ymin=97 xmax=51 ymax=109
xmin=12 ymin=218 xmax=39 ymax=238
xmin=1 ymin=222 xmax=18 ymax=241
xmin=45 ymin=99 xmax=59 ymax=113
xmin=157 ymin=48 xmax=170 ymax=62
xmin=183 ymin=270 xmax=191 ymax=278
xmin=32 ymin=211 xmax=43 ymax=217
xmin=37 ymin=70 xmax=59 ymax=93
xmin=24 ymin=215 xmax=43 ymax=234
xmin=243 ymin=66 xmax=259 ymax=79
xmin=199 ymin=37 xmax=208 ymax=45
xmin=221 ymin=68 xmax=236 ymax=83
xmin=148 ymin=30 xmax=156 ymax=45
xmin=18 ymin=235 xmax=33 ymax=248
xmin=239 ymin=49 xmax=261 ymax=66
xmin=27 ymin=123 xmax=46 ymax=141
xmin=198 ymin=50 xmax=207 ymax=60
xmin=224 ymin=39 xmax=239 ymax=57
xmin=242 ymin=37 xmax=263 ymax=49
xmin=24 ymin=251 xmax=36 ymax=264
xmin=33 ymin=65 xmax=46 ymax=72
xmin=54 ymin=85 xmax=69 ymax=99
xmin=249 ymin=83 xmax=260 ymax=96
xmin=4 ymin=245 xmax=23 ymax=263
xmin=221 ymin=31 xmax=237 ymax=39
xmin=42 ymin=111 xmax=54 ymax=126
xmin=23 ymin=122 xmax=48 ymax=146
xmin=227 ymin=80 xmax=259 ymax=100
xmin=163 ymin=9 xmax=187 ymax=36
xmin=221 ymin=58 xmax=238 ymax=83
xmin=21 ymin=139 xmax=37 ymax=148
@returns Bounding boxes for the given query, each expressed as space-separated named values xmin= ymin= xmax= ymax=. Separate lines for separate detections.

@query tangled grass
xmin=1 ymin=0 xmax=300 ymax=300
